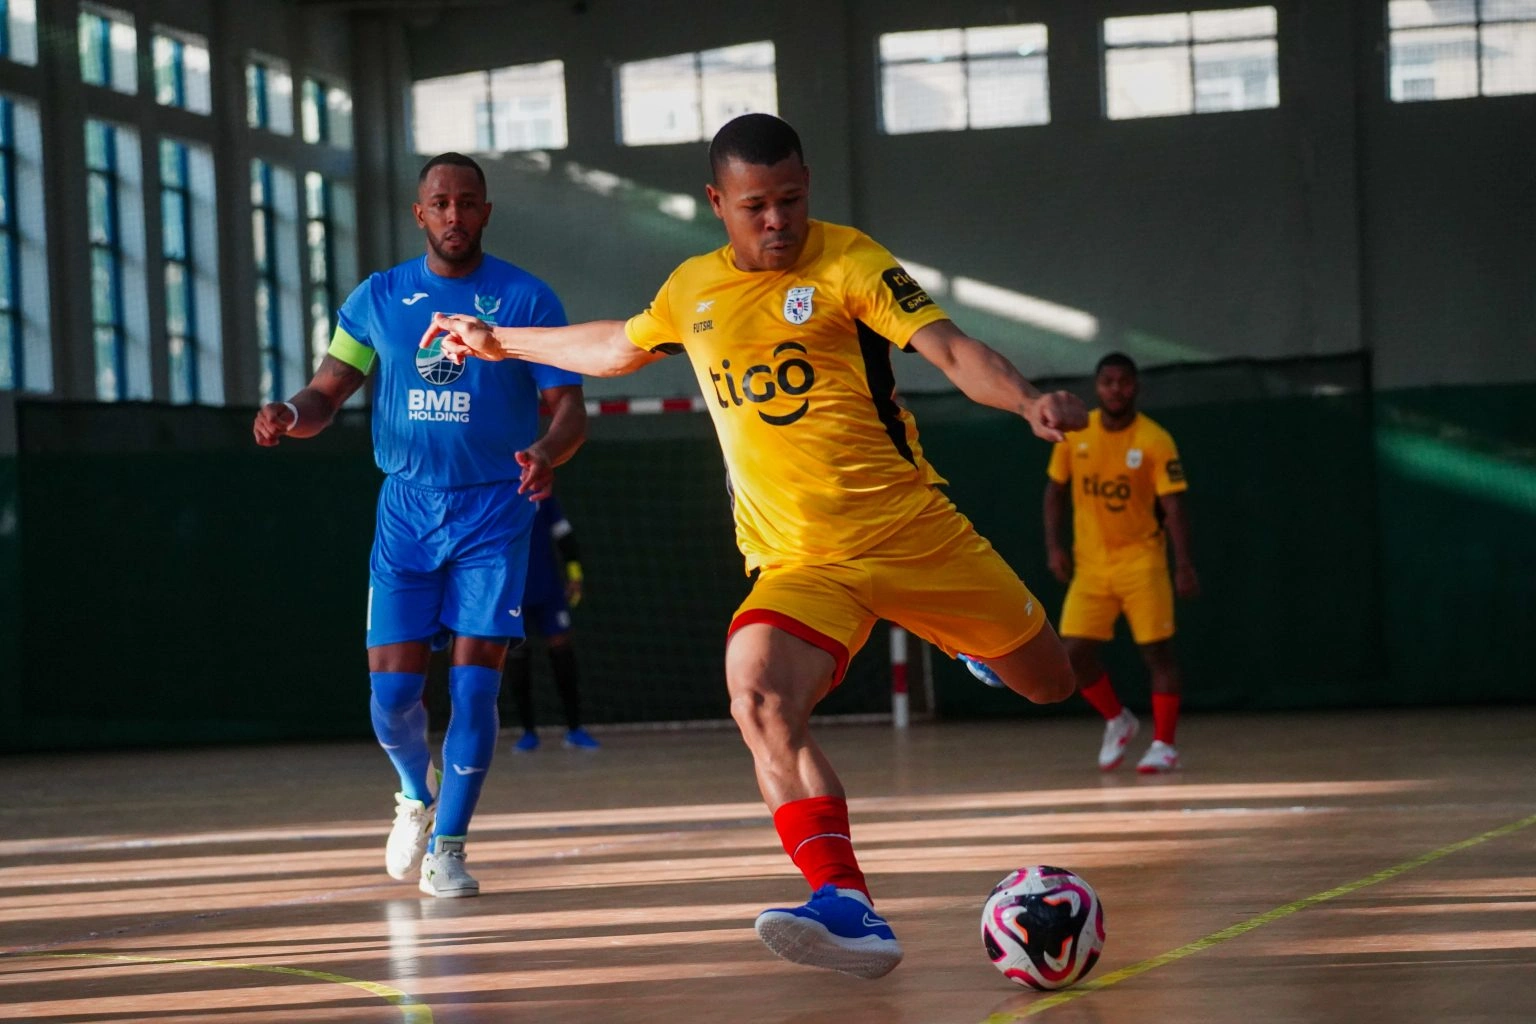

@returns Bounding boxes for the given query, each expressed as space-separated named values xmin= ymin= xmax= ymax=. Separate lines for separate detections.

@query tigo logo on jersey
xmin=708 ymin=341 xmax=816 ymax=426
xmin=1082 ymin=473 xmax=1132 ymax=512
xmin=783 ymin=286 xmax=815 ymax=325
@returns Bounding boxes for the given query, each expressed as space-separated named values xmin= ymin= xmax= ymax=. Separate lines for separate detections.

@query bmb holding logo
xmin=709 ymin=341 xmax=815 ymax=426
xmin=1083 ymin=473 xmax=1132 ymax=512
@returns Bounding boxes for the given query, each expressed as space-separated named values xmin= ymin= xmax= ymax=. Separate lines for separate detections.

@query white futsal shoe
xmin=1136 ymin=740 xmax=1181 ymax=774
xmin=1098 ymin=709 xmax=1140 ymax=771
xmin=419 ymin=838 xmax=479 ymax=897
xmin=385 ymin=767 xmax=438 ymax=880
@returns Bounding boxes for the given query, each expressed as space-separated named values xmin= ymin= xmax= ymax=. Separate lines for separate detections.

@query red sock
xmin=1152 ymin=693 xmax=1181 ymax=744
xmin=773 ymin=796 xmax=868 ymax=897
xmin=1079 ymin=674 xmax=1123 ymax=721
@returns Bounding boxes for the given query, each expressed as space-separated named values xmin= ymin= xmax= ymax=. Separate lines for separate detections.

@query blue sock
xmin=434 ymin=664 xmax=501 ymax=846
xmin=369 ymin=671 xmax=432 ymax=804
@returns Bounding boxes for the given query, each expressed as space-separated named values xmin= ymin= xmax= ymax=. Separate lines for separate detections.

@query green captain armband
xmin=327 ymin=328 xmax=377 ymax=374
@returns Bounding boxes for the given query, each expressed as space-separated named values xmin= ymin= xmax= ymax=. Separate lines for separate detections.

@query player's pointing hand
xmin=1026 ymin=391 xmax=1088 ymax=443
xmin=420 ymin=312 xmax=505 ymax=364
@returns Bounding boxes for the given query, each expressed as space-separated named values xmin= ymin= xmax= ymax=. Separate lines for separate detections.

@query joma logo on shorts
xmin=708 ymin=341 xmax=816 ymax=426
xmin=1082 ymin=473 xmax=1132 ymax=512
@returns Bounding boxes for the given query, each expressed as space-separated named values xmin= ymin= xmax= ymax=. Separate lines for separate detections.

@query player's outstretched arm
xmin=908 ymin=319 xmax=1087 ymax=442
xmin=420 ymin=314 xmax=667 ymax=378
xmin=252 ymin=355 xmax=367 ymax=446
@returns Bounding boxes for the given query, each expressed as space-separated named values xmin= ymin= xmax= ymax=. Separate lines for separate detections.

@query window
xmin=304 ymin=172 xmax=335 ymax=369
xmin=247 ymin=57 xmax=294 ymax=135
xmin=0 ymin=99 xmax=18 ymax=388
xmin=87 ymin=120 xmax=126 ymax=399
xmin=79 ymin=5 xmax=137 ymax=95
xmin=411 ymin=61 xmax=567 ymax=154
xmin=1388 ymin=0 xmax=1536 ymax=100
xmin=161 ymin=140 xmax=197 ymax=402
xmin=1 ymin=0 xmax=38 ymax=65
xmin=0 ymin=94 xmax=45 ymax=391
xmin=252 ymin=159 xmax=282 ymax=399
xmin=618 ymin=42 xmax=776 ymax=146
xmin=1104 ymin=6 xmax=1280 ymax=119
xmin=153 ymin=29 xmax=211 ymax=114
xmin=302 ymin=78 xmax=353 ymax=147
xmin=879 ymin=24 xmax=1050 ymax=134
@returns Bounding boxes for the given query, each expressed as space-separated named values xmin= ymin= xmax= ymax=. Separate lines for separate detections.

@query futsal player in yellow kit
xmin=419 ymin=113 xmax=1086 ymax=980
xmin=1044 ymin=353 xmax=1199 ymax=773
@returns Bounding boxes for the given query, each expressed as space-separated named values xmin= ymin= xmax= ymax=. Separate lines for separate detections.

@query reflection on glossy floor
xmin=2 ymin=708 xmax=1533 ymax=1023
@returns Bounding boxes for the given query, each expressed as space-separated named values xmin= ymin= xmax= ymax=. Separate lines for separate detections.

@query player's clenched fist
xmin=252 ymin=401 xmax=298 ymax=446
xmin=1025 ymin=390 xmax=1088 ymax=443
xmin=420 ymin=312 xmax=503 ymax=364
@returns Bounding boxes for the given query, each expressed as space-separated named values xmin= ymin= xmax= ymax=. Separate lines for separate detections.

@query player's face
xmin=414 ymin=166 xmax=491 ymax=267
xmin=1096 ymin=365 xmax=1138 ymax=416
xmin=706 ymin=155 xmax=811 ymax=272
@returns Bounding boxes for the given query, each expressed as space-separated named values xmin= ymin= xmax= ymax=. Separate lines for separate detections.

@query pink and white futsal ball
xmin=981 ymin=865 xmax=1105 ymax=990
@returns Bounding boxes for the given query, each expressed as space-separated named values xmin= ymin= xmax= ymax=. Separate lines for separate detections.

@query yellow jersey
xmin=625 ymin=221 xmax=952 ymax=571
xmin=1047 ymin=409 xmax=1187 ymax=566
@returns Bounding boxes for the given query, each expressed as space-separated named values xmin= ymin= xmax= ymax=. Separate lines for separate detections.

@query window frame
xmin=1387 ymin=0 xmax=1536 ymax=102
xmin=160 ymin=138 xmax=198 ymax=403
xmin=251 ymin=158 xmax=283 ymax=401
xmin=617 ymin=43 xmax=777 ymax=147
xmin=1101 ymin=6 xmax=1282 ymax=120
xmin=86 ymin=118 xmax=127 ymax=401
xmin=876 ymin=23 xmax=1053 ymax=135
xmin=0 ymin=97 xmax=19 ymax=388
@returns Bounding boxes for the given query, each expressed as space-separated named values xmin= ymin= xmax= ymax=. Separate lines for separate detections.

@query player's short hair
xmin=418 ymin=152 xmax=486 ymax=193
xmin=1095 ymin=352 xmax=1138 ymax=376
xmin=709 ymin=114 xmax=804 ymax=182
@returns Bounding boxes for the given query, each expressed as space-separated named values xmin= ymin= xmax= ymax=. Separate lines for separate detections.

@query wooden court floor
xmin=2 ymin=707 xmax=1533 ymax=1024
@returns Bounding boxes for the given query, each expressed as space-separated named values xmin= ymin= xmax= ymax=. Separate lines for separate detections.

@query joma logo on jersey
xmin=709 ymin=341 xmax=815 ymax=426
xmin=1082 ymin=473 xmax=1132 ymax=512
xmin=407 ymin=389 xmax=471 ymax=422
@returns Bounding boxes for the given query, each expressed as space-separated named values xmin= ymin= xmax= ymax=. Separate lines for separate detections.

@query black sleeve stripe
xmin=650 ymin=343 xmax=685 ymax=356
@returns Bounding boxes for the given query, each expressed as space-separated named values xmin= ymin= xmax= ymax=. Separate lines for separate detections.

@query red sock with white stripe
xmin=773 ymin=795 xmax=869 ymax=898
xmin=1152 ymin=693 xmax=1181 ymax=744
xmin=1079 ymin=673 xmax=1124 ymax=721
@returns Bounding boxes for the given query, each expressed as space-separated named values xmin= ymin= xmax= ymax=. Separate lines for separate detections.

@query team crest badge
xmin=1126 ymin=448 xmax=1143 ymax=469
xmin=474 ymin=293 xmax=503 ymax=324
xmin=783 ymin=286 xmax=815 ymax=325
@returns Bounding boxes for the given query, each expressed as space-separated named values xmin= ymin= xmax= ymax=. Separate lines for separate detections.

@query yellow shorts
xmin=729 ymin=492 xmax=1045 ymax=685
xmin=1059 ymin=555 xmax=1175 ymax=645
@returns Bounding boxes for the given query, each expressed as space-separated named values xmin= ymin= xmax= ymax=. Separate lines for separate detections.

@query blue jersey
xmin=333 ymin=253 xmax=581 ymax=489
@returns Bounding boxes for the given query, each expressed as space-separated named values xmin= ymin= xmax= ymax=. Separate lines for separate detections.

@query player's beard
xmin=429 ymin=228 xmax=482 ymax=267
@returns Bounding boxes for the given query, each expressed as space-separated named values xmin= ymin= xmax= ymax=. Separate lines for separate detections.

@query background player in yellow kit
xmin=419 ymin=113 xmax=1086 ymax=980
xmin=1044 ymin=352 xmax=1199 ymax=773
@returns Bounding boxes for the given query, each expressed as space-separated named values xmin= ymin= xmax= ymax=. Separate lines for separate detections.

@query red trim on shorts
xmin=728 ymin=609 xmax=851 ymax=687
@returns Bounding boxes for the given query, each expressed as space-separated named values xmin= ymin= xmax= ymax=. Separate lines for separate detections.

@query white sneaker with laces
xmin=1136 ymin=739 xmax=1180 ymax=774
xmin=419 ymin=837 xmax=479 ymax=897
xmin=1098 ymin=709 xmax=1140 ymax=771
xmin=384 ymin=766 xmax=438 ymax=880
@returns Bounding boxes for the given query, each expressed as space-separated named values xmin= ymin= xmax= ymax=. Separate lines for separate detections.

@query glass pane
xmin=967 ymin=55 xmax=1050 ymax=127
xmin=1192 ymin=6 xmax=1277 ymax=41
xmin=1388 ymin=0 xmax=1476 ymax=28
xmin=1105 ymin=13 xmax=1191 ymax=47
xmin=266 ymin=66 xmax=294 ymax=135
xmin=153 ymin=35 xmax=178 ymax=105
xmin=327 ymin=87 xmax=353 ymax=148
xmin=159 ymin=139 xmax=184 ymax=186
xmin=0 ymin=152 xmax=9 ymax=227
xmin=1105 ymin=45 xmax=1193 ymax=118
xmin=88 ymin=173 xmax=111 ymax=244
xmin=109 ymin=19 xmax=136 ymax=94
xmin=164 ymin=261 xmax=187 ymax=335
xmin=411 ymin=71 xmax=487 ymax=153
xmin=246 ymin=63 xmax=262 ymax=127
xmin=700 ymin=42 xmax=777 ymax=137
xmin=1390 ymin=25 xmax=1479 ymax=100
xmin=250 ymin=158 xmax=267 ymax=205
xmin=881 ymin=60 xmax=967 ymax=133
xmin=619 ymin=53 xmax=701 ymax=145
xmin=307 ymin=219 xmax=328 ymax=282
xmin=251 ymin=209 xmax=268 ymax=271
xmin=302 ymin=79 xmax=322 ymax=143
xmin=91 ymin=247 xmax=117 ymax=324
xmin=7 ymin=0 xmax=38 ymax=66
xmin=1193 ymin=38 xmax=1280 ymax=111
xmin=305 ymin=171 xmax=325 ymax=218
xmin=879 ymin=28 xmax=963 ymax=62
xmin=965 ymin=23 xmax=1048 ymax=58
xmin=95 ymin=325 xmax=120 ymax=400
xmin=168 ymin=333 xmax=189 ymax=404
xmin=1482 ymin=21 xmax=1536 ymax=94
xmin=162 ymin=189 xmax=187 ymax=259
xmin=310 ymin=288 xmax=331 ymax=367
xmin=488 ymin=61 xmax=566 ymax=151
xmin=0 ymin=234 xmax=12 ymax=304
xmin=1483 ymin=0 xmax=1536 ymax=19
xmin=254 ymin=280 xmax=272 ymax=347
xmin=183 ymin=40 xmax=211 ymax=114
xmin=0 ymin=314 xmax=13 ymax=389
xmin=84 ymin=119 xmax=110 ymax=168
xmin=78 ymin=12 xmax=106 ymax=85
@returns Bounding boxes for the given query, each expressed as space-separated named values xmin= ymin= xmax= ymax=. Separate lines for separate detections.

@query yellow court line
xmin=983 ymin=811 xmax=1536 ymax=1022
xmin=27 ymin=951 xmax=434 ymax=1024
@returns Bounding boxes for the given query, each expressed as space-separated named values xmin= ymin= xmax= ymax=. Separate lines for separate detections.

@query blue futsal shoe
xmin=753 ymin=884 xmax=903 ymax=979
xmin=562 ymin=727 xmax=601 ymax=750
xmin=958 ymin=653 xmax=1006 ymax=688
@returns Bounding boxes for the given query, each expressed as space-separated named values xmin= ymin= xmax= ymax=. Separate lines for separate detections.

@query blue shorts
xmin=366 ymin=476 xmax=534 ymax=648
xmin=523 ymin=591 xmax=573 ymax=639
